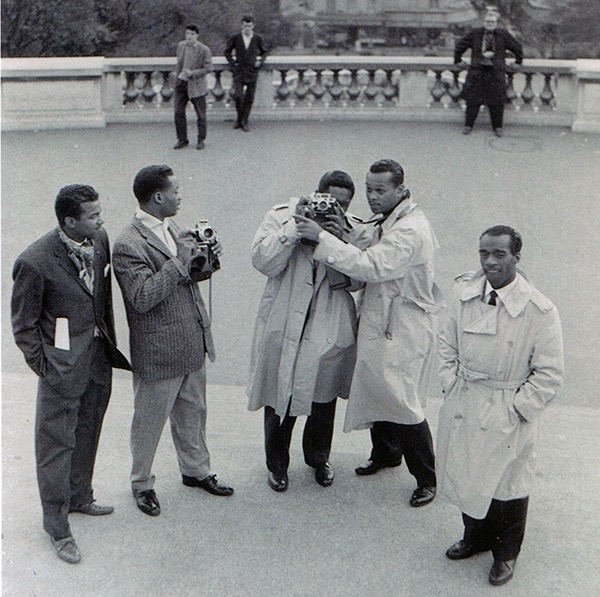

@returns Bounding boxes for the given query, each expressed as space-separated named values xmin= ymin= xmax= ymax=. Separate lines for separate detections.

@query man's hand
xmin=321 ymin=206 xmax=346 ymax=239
xmin=178 ymin=229 xmax=198 ymax=256
xmin=292 ymin=214 xmax=323 ymax=242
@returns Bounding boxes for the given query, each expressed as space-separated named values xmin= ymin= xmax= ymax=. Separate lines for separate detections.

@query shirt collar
xmin=484 ymin=276 xmax=518 ymax=305
xmin=136 ymin=207 xmax=169 ymax=231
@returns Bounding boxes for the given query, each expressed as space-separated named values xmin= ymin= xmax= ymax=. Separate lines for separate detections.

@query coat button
xmin=327 ymin=257 xmax=334 ymax=264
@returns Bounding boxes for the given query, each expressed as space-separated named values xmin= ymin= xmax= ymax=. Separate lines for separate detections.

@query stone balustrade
xmin=2 ymin=55 xmax=599 ymax=132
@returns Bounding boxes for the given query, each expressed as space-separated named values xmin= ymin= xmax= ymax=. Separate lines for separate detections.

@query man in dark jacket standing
xmin=455 ymin=12 xmax=523 ymax=137
xmin=11 ymin=184 xmax=130 ymax=564
xmin=224 ymin=15 xmax=268 ymax=132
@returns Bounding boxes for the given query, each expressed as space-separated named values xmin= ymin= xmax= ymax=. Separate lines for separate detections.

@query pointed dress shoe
xmin=196 ymin=140 xmax=205 ymax=150
xmin=182 ymin=474 xmax=234 ymax=496
xmin=136 ymin=489 xmax=161 ymax=516
xmin=315 ymin=462 xmax=334 ymax=487
xmin=51 ymin=535 xmax=81 ymax=564
xmin=173 ymin=140 xmax=189 ymax=149
xmin=462 ymin=126 xmax=473 ymax=135
xmin=494 ymin=128 xmax=504 ymax=138
xmin=489 ymin=559 xmax=516 ymax=586
xmin=241 ymin=123 xmax=250 ymax=132
xmin=355 ymin=458 xmax=402 ymax=476
xmin=445 ymin=540 xmax=488 ymax=560
xmin=267 ymin=471 xmax=288 ymax=492
xmin=409 ymin=486 xmax=436 ymax=507
xmin=69 ymin=502 xmax=114 ymax=516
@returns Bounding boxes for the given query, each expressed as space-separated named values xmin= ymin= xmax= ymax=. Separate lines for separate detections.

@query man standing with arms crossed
xmin=437 ymin=226 xmax=563 ymax=586
xmin=294 ymin=159 xmax=443 ymax=507
xmin=112 ymin=165 xmax=233 ymax=518
xmin=11 ymin=184 xmax=130 ymax=563
xmin=173 ymin=24 xmax=212 ymax=150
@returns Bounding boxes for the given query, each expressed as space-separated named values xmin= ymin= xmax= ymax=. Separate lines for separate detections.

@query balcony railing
xmin=2 ymin=56 xmax=599 ymax=132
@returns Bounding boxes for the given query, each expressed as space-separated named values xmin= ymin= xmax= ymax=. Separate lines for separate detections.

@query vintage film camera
xmin=308 ymin=192 xmax=337 ymax=224
xmin=189 ymin=220 xmax=220 ymax=282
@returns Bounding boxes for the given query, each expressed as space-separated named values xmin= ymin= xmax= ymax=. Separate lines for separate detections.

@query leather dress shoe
xmin=489 ymin=559 xmax=516 ymax=586
xmin=173 ymin=140 xmax=189 ymax=149
xmin=409 ymin=486 xmax=436 ymax=507
xmin=268 ymin=471 xmax=288 ymax=492
xmin=445 ymin=540 xmax=488 ymax=560
xmin=315 ymin=462 xmax=334 ymax=487
xmin=136 ymin=489 xmax=160 ymax=516
xmin=51 ymin=535 xmax=81 ymax=564
xmin=69 ymin=502 xmax=114 ymax=516
xmin=233 ymin=122 xmax=242 ymax=129
xmin=241 ymin=123 xmax=250 ymax=132
xmin=196 ymin=140 xmax=205 ymax=150
xmin=182 ymin=474 xmax=234 ymax=496
xmin=355 ymin=458 xmax=402 ymax=476
xmin=463 ymin=126 xmax=473 ymax=135
xmin=494 ymin=128 xmax=504 ymax=138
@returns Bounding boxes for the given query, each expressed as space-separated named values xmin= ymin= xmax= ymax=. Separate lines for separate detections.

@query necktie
xmin=484 ymin=32 xmax=494 ymax=53
xmin=488 ymin=290 xmax=498 ymax=306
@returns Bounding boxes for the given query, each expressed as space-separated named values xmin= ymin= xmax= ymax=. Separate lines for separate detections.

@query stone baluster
xmin=160 ymin=71 xmax=174 ymax=104
xmin=521 ymin=73 xmax=535 ymax=107
xmin=430 ymin=70 xmax=445 ymax=105
xmin=363 ymin=70 xmax=379 ymax=104
xmin=211 ymin=70 xmax=226 ymax=106
xmin=506 ymin=72 xmax=517 ymax=105
xmin=294 ymin=69 xmax=310 ymax=103
xmin=329 ymin=69 xmax=344 ymax=103
xmin=123 ymin=72 xmax=138 ymax=104
xmin=310 ymin=70 xmax=327 ymax=103
xmin=382 ymin=69 xmax=397 ymax=104
xmin=448 ymin=70 xmax=462 ymax=106
xmin=540 ymin=73 xmax=555 ymax=107
xmin=143 ymin=71 xmax=158 ymax=104
xmin=346 ymin=69 xmax=361 ymax=105
xmin=276 ymin=69 xmax=292 ymax=104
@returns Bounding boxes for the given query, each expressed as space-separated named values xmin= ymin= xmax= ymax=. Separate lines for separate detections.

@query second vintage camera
xmin=189 ymin=220 xmax=220 ymax=282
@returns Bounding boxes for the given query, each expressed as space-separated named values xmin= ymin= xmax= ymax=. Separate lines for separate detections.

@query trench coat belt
xmin=456 ymin=363 xmax=526 ymax=390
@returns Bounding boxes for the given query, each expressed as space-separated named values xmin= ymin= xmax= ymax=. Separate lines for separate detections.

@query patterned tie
xmin=488 ymin=290 xmax=498 ymax=306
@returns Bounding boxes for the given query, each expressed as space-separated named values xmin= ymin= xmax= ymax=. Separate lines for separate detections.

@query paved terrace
xmin=2 ymin=121 xmax=600 ymax=595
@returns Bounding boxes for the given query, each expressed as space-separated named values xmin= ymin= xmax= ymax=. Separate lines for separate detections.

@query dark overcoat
xmin=455 ymin=27 xmax=523 ymax=105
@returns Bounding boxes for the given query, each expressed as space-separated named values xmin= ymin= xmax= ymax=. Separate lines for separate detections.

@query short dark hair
xmin=242 ymin=15 xmax=254 ymax=23
xmin=133 ymin=165 xmax=175 ymax=205
xmin=55 ymin=184 xmax=99 ymax=226
xmin=318 ymin=170 xmax=355 ymax=198
xmin=480 ymin=225 xmax=522 ymax=255
xmin=186 ymin=24 xmax=199 ymax=34
xmin=369 ymin=159 xmax=404 ymax=187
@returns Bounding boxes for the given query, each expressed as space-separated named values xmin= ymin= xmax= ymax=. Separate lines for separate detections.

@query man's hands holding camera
xmin=292 ymin=196 xmax=346 ymax=243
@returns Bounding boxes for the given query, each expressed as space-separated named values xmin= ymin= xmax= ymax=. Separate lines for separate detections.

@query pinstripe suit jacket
xmin=112 ymin=217 xmax=215 ymax=381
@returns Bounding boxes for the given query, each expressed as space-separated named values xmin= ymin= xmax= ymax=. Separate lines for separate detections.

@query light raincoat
xmin=312 ymin=198 xmax=444 ymax=431
xmin=247 ymin=198 xmax=369 ymax=419
xmin=436 ymin=270 xmax=564 ymax=519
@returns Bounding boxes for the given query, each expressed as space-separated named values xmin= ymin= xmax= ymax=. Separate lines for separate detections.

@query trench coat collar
xmin=459 ymin=270 xmax=537 ymax=318
xmin=369 ymin=197 xmax=417 ymax=234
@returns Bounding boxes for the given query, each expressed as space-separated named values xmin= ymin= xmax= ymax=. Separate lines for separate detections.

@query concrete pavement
xmin=3 ymin=371 xmax=599 ymax=596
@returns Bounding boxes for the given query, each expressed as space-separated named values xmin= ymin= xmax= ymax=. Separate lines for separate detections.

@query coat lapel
xmin=52 ymin=232 xmax=93 ymax=295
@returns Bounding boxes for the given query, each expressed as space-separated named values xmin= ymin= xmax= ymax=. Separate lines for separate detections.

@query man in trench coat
xmin=294 ymin=159 xmax=443 ymax=507
xmin=455 ymin=11 xmax=523 ymax=137
xmin=437 ymin=225 xmax=563 ymax=586
xmin=248 ymin=170 xmax=368 ymax=491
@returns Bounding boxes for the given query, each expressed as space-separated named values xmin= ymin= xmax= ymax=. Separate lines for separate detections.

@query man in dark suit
xmin=455 ymin=11 xmax=523 ymax=137
xmin=11 ymin=184 xmax=130 ymax=564
xmin=173 ymin=24 xmax=213 ymax=150
xmin=224 ymin=14 xmax=268 ymax=132
xmin=112 ymin=164 xmax=233 ymax=519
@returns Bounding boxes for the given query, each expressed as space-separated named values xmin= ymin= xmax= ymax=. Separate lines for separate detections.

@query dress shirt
xmin=243 ymin=33 xmax=253 ymax=49
xmin=483 ymin=274 xmax=519 ymax=305
xmin=136 ymin=208 xmax=177 ymax=256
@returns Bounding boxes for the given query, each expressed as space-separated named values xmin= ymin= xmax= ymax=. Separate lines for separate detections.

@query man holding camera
xmin=248 ymin=171 xmax=368 ymax=491
xmin=294 ymin=159 xmax=443 ymax=507
xmin=112 ymin=164 xmax=233 ymax=518
xmin=455 ymin=11 xmax=523 ymax=137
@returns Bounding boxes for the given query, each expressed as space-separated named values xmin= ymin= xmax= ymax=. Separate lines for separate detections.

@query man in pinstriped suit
xmin=112 ymin=164 xmax=233 ymax=517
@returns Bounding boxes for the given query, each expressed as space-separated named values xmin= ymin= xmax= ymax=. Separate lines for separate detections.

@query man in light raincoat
xmin=295 ymin=159 xmax=443 ymax=507
xmin=437 ymin=225 xmax=564 ymax=587
xmin=248 ymin=171 xmax=368 ymax=492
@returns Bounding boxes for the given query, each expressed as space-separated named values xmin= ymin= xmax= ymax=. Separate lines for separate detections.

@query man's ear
xmin=514 ymin=252 xmax=521 ymax=263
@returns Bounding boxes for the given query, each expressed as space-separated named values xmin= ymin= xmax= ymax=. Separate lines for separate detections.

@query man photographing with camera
xmin=248 ymin=170 xmax=369 ymax=492
xmin=112 ymin=164 xmax=233 ymax=518
xmin=294 ymin=159 xmax=443 ymax=508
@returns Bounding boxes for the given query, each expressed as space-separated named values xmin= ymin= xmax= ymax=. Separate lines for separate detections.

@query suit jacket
xmin=11 ymin=228 xmax=130 ymax=397
xmin=224 ymin=32 xmax=268 ymax=83
xmin=175 ymin=40 xmax=213 ymax=98
xmin=455 ymin=27 xmax=523 ymax=104
xmin=112 ymin=217 xmax=215 ymax=382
